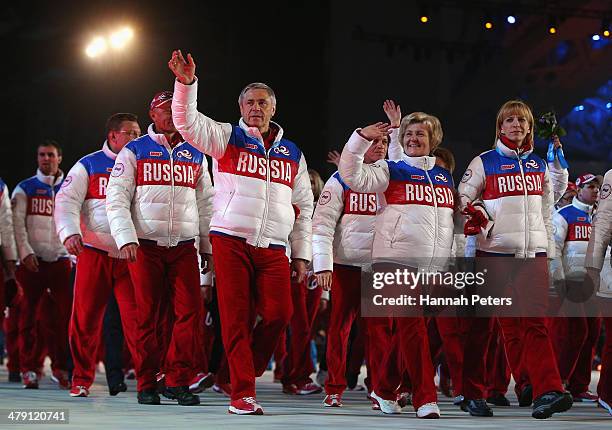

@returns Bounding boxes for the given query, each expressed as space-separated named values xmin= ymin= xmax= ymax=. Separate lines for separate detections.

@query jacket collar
xmin=402 ymin=155 xmax=437 ymax=171
xmin=238 ymin=118 xmax=284 ymax=146
xmin=36 ymin=169 xmax=64 ymax=187
xmin=147 ymin=124 xmax=185 ymax=150
xmin=102 ymin=140 xmax=118 ymax=160
xmin=572 ymin=196 xmax=593 ymax=214
xmin=495 ymin=138 xmax=534 ymax=160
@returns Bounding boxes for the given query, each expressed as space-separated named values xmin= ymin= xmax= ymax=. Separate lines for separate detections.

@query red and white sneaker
xmin=416 ymin=402 xmax=440 ymax=419
xmin=22 ymin=371 xmax=39 ymax=389
xmin=573 ymin=391 xmax=598 ymax=402
xmin=51 ymin=370 xmax=71 ymax=390
xmin=368 ymin=392 xmax=380 ymax=410
xmin=70 ymin=386 xmax=89 ymax=397
xmin=228 ymin=397 xmax=264 ymax=415
xmin=189 ymin=372 xmax=215 ymax=393
xmin=296 ymin=382 xmax=322 ymax=395
xmin=212 ymin=383 xmax=232 ymax=397
xmin=323 ymin=394 xmax=343 ymax=407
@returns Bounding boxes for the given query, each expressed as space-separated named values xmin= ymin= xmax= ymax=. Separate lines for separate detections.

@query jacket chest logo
xmin=524 ymin=159 xmax=539 ymax=169
xmin=176 ymin=149 xmax=193 ymax=160
xmin=273 ymin=146 xmax=291 ymax=156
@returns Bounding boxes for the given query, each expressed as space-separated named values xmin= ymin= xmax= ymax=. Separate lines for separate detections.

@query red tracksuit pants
xmin=70 ymin=247 xmax=140 ymax=388
xmin=486 ymin=319 xmax=511 ymax=396
xmin=128 ymin=241 xmax=202 ymax=391
xmin=598 ymin=316 xmax=612 ymax=404
xmin=435 ymin=316 xmax=468 ymax=396
xmin=16 ymin=259 xmax=72 ymax=373
xmin=211 ymin=235 xmax=293 ymax=401
xmin=282 ymin=276 xmax=323 ymax=386
xmin=325 ymin=264 xmax=366 ymax=395
xmin=368 ymin=316 xmax=437 ymax=409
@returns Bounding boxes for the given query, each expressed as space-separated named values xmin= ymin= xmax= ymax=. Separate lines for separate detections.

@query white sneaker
xmin=370 ymin=391 xmax=401 ymax=414
xmin=416 ymin=402 xmax=440 ymax=419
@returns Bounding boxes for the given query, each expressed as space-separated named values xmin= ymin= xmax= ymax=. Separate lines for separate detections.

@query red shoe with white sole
xmin=70 ymin=386 xmax=89 ymax=397
xmin=22 ymin=371 xmax=39 ymax=389
xmin=323 ymin=394 xmax=343 ymax=407
xmin=296 ymin=382 xmax=322 ymax=395
xmin=189 ymin=372 xmax=215 ymax=393
xmin=228 ymin=397 xmax=264 ymax=415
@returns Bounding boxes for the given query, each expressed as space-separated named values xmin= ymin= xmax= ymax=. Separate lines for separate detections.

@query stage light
xmin=109 ymin=27 xmax=134 ymax=50
xmin=605 ymin=30 xmax=611 ymax=37
xmin=548 ymin=15 xmax=558 ymax=34
xmin=607 ymin=102 xmax=612 ymax=109
xmin=574 ymin=105 xmax=585 ymax=112
xmin=603 ymin=19 xmax=610 ymax=37
xmin=507 ymin=15 xmax=516 ymax=24
xmin=85 ymin=36 xmax=107 ymax=58
xmin=420 ymin=15 xmax=429 ymax=23
xmin=419 ymin=4 xmax=429 ymax=24
xmin=592 ymin=34 xmax=601 ymax=41
xmin=485 ymin=21 xmax=493 ymax=30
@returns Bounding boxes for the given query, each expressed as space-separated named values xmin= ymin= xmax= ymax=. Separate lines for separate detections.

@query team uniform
xmin=106 ymin=124 xmax=214 ymax=397
xmin=11 ymin=169 xmax=72 ymax=388
xmin=459 ymin=138 xmax=571 ymax=418
xmin=313 ymin=171 xmax=376 ymax=405
xmin=172 ymin=78 xmax=313 ymax=413
xmin=54 ymin=141 xmax=141 ymax=396
xmin=585 ymin=169 xmax=612 ymax=414
xmin=0 ymin=178 xmax=18 ymax=313
xmin=339 ymin=129 xmax=454 ymax=418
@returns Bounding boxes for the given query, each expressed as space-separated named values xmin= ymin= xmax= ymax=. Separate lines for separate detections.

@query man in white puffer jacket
xmin=314 ymin=136 xmax=387 ymax=408
xmin=54 ymin=113 xmax=142 ymax=398
xmin=12 ymin=140 xmax=72 ymax=390
xmin=168 ymin=50 xmax=313 ymax=415
xmin=106 ymin=92 xmax=214 ymax=406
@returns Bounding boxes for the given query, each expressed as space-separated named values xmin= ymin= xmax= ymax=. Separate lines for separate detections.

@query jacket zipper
xmin=424 ymin=159 xmax=438 ymax=270
xmin=256 ymin=146 xmax=272 ymax=247
xmin=168 ymin=145 xmax=175 ymax=245
xmin=516 ymin=153 xmax=529 ymax=257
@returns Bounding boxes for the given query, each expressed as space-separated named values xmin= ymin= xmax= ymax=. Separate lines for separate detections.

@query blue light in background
xmin=574 ymin=105 xmax=585 ymax=111
xmin=507 ymin=16 xmax=516 ymax=24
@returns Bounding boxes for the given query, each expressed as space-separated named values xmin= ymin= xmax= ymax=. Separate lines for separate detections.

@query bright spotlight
xmin=507 ymin=15 xmax=516 ymax=24
xmin=606 ymin=102 xmax=612 ymax=109
xmin=485 ymin=21 xmax=493 ymax=30
xmin=85 ymin=36 xmax=107 ymax=58
xmin=604 ymin=29 xmax=611 ymax=37
xmin=592 ymin=34 xmax=601 ymax=41
xmin=110 ymin=27 xmax=134 ymax=49
xmin=573 ymin=105 xmax=585 ymax=112
xmin=420 ymin=15 xmax=429 ymax=23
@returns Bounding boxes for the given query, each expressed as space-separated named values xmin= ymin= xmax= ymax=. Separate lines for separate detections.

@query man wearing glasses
xmin=55 ymin=113 xmax=141 ymax=397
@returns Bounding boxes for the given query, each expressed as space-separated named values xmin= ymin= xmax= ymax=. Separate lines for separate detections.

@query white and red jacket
xmin=54 ymin=142 xmax=122 ymax=257
xmin=552 ymin=197 xmax=593 ymax=280
xmin=339 ymin=130 xmax=455 ymax=271
xmin=0 ymin=178 xmax=17 ymax=261
xmin=171 ymin=79 xmax=313 ymax=260
xmin=586 ymin=169 xmax=612 ymax=298
xmin=106 ymin=125 xmax=214 ymax=252
xmin=458 ymin=139 xmax=555 ymax=258
xmin=312 ymin=172 xmax=377 ymax=272
xmin=11 ymin=170 xmax=68 ymax=262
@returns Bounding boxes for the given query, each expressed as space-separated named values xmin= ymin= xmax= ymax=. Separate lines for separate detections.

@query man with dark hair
xmin=55 ymin=113 xmax=141 ymax=397
xmin=106 ymin=91 xmax=214 ymax=406
xmin=12 ymin=141 xmax=71 ymax=390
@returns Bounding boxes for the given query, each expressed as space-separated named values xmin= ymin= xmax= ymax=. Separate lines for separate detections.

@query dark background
xmin=1 ymin=0 xmax=610 ymax=189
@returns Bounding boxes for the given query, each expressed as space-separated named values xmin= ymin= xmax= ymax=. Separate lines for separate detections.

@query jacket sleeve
xmin=106 ymin=147 xmax=138 ymax=249
xmin=289 ymin=154 xmax=314 ymax=261
xmin=338 ymin=130 xmax=390 ymax=193
xmin=312 ymin=175 xmax=345 ymax=273
xmin=11 ymin=185 xmax=34 ymax=260
xmin=457 ymin=156 xmax=494 ymax=237
xmin=196 ymin=155 xmax=215 ymax=255
xmin=548 ymin=159 xmax=569 ymax=203
xmin=54 ymin=162 xmax=88 ymax=244
xmin=387 ymin=128 xmax=407 ymax=162
xmin=541 ymin=166 xmax=556 ymax=258
xmin=586 ymin=169 xmax=612 ymax=270
xmin=172 ymin=79 xmax=234 ymax=160
xmin=550 ymin=210 xmax=568 ymax=280
xmin=0 ymin=184 xmax=17 ymax=261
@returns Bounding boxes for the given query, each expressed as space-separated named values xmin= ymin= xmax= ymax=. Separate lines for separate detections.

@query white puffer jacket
xmin=0 ymin=179 xmax=17 ymax=261
xmin=312 ymin=172 xmax=377 ymax=272
xmin=11 ymin=170 xmax=68 ymax=262
xmin=55 ymin=142 xmax=121 ymax=257
xmin=106 ymin=125 xmax=214 ymax=252
xmin=551 ymin=197 xmax=593 ymax=280
xmin=586 ymin=169 xmax=612 ymax=298
xmin=458 ymin=140 xmax=555 ymax=258
xmin=339 ymin=130 xmax=455 ymax=271
xmin=171 ymin=79 xmax=313 ymax=260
